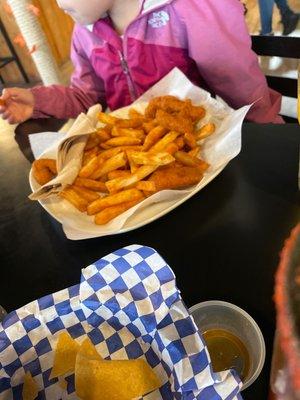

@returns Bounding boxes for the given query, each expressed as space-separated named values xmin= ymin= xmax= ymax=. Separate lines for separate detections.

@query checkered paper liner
xmin=0 ymin=245 xmax=242 ymax=399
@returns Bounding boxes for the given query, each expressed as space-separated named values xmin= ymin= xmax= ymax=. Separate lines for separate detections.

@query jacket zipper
xmin=118 ymin=50 xmax=137 ymax=102
xmin=117 ymin=0 xmax=173 ymax=102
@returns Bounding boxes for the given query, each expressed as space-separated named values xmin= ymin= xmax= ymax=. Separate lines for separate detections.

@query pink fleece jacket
xmin=31 ymin=0 xmax=283 ymax=123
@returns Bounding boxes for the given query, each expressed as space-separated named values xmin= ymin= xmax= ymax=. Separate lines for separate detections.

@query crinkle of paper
xmin=29 ymin=68 xmax=251 ymax=239
xmin=29 ymin=104 xmax=101 ymax=200
xmin=0 ymin=245 xmax=242 ymax=399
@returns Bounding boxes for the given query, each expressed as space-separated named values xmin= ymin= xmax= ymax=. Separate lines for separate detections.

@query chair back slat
xmin=251 ymin=35 xmax=300 ymax=59
xmin=251 ymin=35 xmax=299 ymax=122
xmin=266 ymin=76 xmax=297 ymax=98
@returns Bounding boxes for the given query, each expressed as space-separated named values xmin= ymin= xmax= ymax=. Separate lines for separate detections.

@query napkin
xmin=0 ymin=245 xmax=242 ymax=399
xmin=29 ymin=104 xmax=101 ymax=200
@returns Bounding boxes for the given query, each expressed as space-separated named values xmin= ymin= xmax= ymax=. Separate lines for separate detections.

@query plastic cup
xmin=0 ymin=305 xmax=7 ymax=322
xmin=189 ymin=300 xmax=266 ymax=390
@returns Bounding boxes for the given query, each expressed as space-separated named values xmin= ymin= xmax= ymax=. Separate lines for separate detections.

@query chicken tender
xmin=148 ymin=166 xmax=203 ymax=191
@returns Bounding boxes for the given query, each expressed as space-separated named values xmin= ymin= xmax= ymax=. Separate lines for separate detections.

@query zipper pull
xmin=119 ymin=51 xmax=129 ymax=74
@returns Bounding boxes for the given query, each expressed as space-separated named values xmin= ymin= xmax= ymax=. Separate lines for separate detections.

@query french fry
xmin=142 ymin=125 xmax=166 ymax=151
xmin=105 ymin=165 xmax=157 ymax=193
xmin=188 ymin=146 xmax=201 ymax=158
xmin=82 ymin=147 xmax=99 ymax=165
xmin=128 ymin=108 xmax=144 ymax=119
xmin=95 ymin=128 xmax=111 ymax=142
xmin=97 ymin=146 xmax=142 ymax=161
xmin=78 ymin=156 xmax=99 ymax=178
xmin=184 ymin=132 xmax=197 ymax=149
xmin=174 ymin=151 xmax=200 ymax=167
xmin=115 ymin=118 xmax=144 ymax=128
xmin=87 ymin=188 xmax=143 ymax=215
xmin=143 ymin=120 xmax=158 ymax=133
xmin=91 ymin=152 xmax=127 ymax=180
xmin=196 ymin=123 xmax=215 ymax=140
xmin=72 ymin=185 xmax=100 ymax=202
xmin=165 ymin=142 xmax=179 ymax=155
xmin=107 ymin=170 xmax=131 ymax=180
xmin=111 ymin=126 xmax=145 ymax=140
xmin=175 ymin=136 xmax=185 ymax=150
xmin=74 ymin=178 xmax=108 ymax=192
xmin=100 ymin=142 xmax=111 ymax=150
xmin=149 ymin=131 xmax=180 ymax=153
xmin=130 ymin=151 xmax=174 ymax=166
xmin=97 ymin=147 xmax=123 ymax=160
xmin=94 ymin=197 xmax=144 ymax=225
xmin=85 ymin=134 xmax=100 ymax=151
xmin=60 ymin=187 xmax=88 ymax=212
xmin=103 ymin=124 xmax=113 ymax=133
xmin=126 ymin=150 xmax=139 ymax=174
xmin=103 ymin=137 xmax=141 ymax=147
xmin=98 ymin=112 xmax=118 ymax=125
xmin=136 ymin=181 xmax=156 ymax=192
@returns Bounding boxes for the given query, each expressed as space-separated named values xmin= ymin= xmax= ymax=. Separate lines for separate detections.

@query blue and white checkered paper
xmin=0 ymin=245 xmax=242 ymax=399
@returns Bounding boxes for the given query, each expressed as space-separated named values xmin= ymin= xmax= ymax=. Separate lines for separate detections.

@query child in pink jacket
xmin=0 ymin=0 xmax=283 ymax=124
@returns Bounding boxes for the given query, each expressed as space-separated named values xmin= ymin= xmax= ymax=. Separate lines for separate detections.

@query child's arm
xmin=182 ymin=0 xmax=283 ymax=123
xmin=30 ymin=29 xmax=106 ymax=120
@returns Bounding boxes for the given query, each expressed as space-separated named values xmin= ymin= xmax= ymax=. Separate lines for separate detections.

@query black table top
xmin=0 ymin=121 xmax=299 ymax=399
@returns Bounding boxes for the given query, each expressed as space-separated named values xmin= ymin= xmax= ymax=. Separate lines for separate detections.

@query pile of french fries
xmin=32 ymin=96 xmax=216 ymax=225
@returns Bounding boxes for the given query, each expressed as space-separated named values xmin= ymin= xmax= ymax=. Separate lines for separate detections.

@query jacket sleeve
xmin=181 ymin=0 xmax=283 ymax=123
xmin=31 ymin=27 xmax=106 ymax=119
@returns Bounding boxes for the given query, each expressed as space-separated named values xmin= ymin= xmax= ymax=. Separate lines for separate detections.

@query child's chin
xmin=76 ymin=17 xmax=101 ymax=26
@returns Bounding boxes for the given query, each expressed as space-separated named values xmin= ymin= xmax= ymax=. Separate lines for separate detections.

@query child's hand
xmin=0 ymin=88 xmax=34 ymax=125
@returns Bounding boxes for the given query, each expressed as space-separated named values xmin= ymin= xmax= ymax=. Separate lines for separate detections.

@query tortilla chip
xmin=58 ymin=377 xmax=68 ymax=390
xmin=50 ymin=332 xmax=80 ymax=379
xmin=22 ymin=372 xmax=38 ymax=400
xmin=75 ymin=356 xmax=160 ymax=400
xmin=78 ymin=337 xmax=102 ymax=361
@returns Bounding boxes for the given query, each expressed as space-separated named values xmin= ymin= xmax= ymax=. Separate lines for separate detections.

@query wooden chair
xmin=251 ymin=35 xmax=300 ymax=122
xmin=0 ymin=18 xmax=29 ymax=84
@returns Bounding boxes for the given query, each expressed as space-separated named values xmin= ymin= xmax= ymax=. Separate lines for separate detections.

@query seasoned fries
xmin=103 ymin=137 xmax=141 ymax=147
xmin=60 ymin=187 xmax=89 ymax=212
xmin=74 ymin=178 xmax=108 ymax=192
xmin=33 ymin=96 xmax=216 ymax=225
xmin=94 ymin=197 xmax=143 ymax=225
xmin=196 ymin=123 xmax=216 ymax=140
xmin=87 ymin=188 xmax=144 ymax=215
xmin=72 ymin=186 xmax=100 ymax=202
xmin=106 ymin=165 xmax=157 ymax=193
xmin=79 ymin=156 xmax=99 ymax=178
xmin=90 ymin=152 xmax=127 ymax=179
